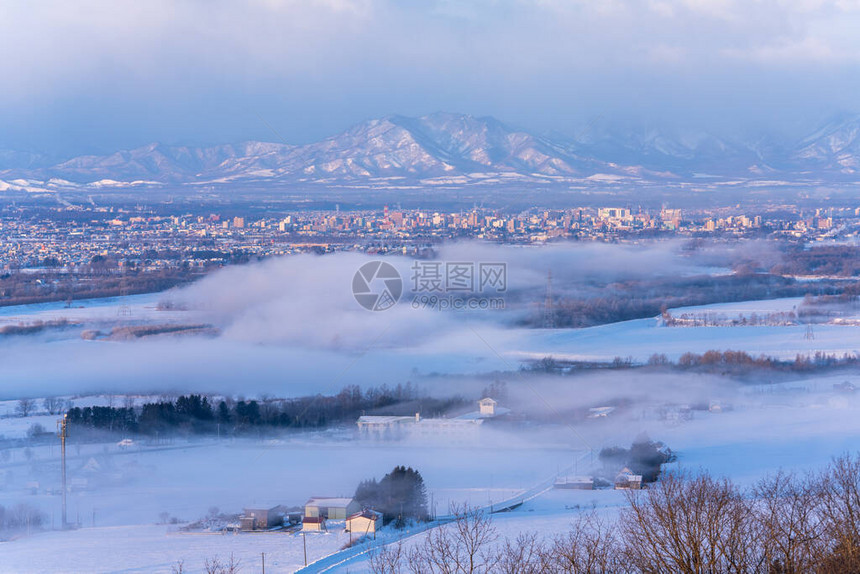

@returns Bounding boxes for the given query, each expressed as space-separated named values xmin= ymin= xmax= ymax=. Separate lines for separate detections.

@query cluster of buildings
xmin=554 ymin=468 xmax=644 ymax=491
xmin=235 ymin=401 xmax=512 ymax=537
xmin=356 ymin=398 xmax=510 ymax=442
xmin=239 ymin=497 xmax=383 ymax=536
xmin=2 ymin=202 xmax=860 ymax=272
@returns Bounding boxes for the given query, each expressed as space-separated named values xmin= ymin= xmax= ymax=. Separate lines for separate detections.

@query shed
xmin=240 ymin=507 xmax=283 ymax=531
xmin=554 ymin=476 xmax=594 ymax=490
xmin=304 ymin=497 xmax=361 ymax=520
xmin=302 ymin=516 xmax=327 ymax=532
xmin=346 ymin=509 xmax=383 ymax=535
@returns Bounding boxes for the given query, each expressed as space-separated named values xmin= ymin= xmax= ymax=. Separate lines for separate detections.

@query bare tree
xmin=406 ymin=505 xmax=498 ymax=574
xmin=816 ymin=454 xmax=860 ymax=573
xmin=43 ymin=397 xmax=63 ymax=415
xmin=550 ymin=511 xmax=627 ymax=573
xmin=203 ymin=556 xmax=222 ymax=574
xmin=15 ymin=398 xmax=35 ymax=417
xmin=203 ymin=554 xmax=240 ymax=574
xmin=27 ymin=423 xmax=45 ymax=440
xmin=369 ymin=541 xmax=405 ymax=574
xmin=752 ymin=470 xmax=823 ymax=574
xmin=621 ymin=472 xmax=760 ymax=574
xmin=497 ymin=532 xmax=551 ymax=574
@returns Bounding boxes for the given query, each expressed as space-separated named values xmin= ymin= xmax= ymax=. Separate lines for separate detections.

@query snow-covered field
xmin=2 ymin=291 xmax=860 ymax=572
xmin=0 ymin=293 xmax=190 ymax=327
xmin=510 ymin=316 xmax=860 ymax=363
xmin=669 ymin=297 xmax=806 ymax=317
xmin=0 ymin=432 xmax=576 ymax=527
xmin=0 ymin=523 xmax=344 ymax=573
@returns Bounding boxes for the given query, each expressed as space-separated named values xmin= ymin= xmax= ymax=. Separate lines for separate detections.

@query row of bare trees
xmin=371 ymin=454 xmax=860 ymax=573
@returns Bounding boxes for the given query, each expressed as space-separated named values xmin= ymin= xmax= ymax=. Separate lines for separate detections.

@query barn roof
xmin=305 ymin=497 xmax=355 ymax=508
xmin=348 ymin=509 xmax=382 ymax=520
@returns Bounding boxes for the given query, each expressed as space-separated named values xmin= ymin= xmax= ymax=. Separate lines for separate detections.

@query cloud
xmin=1 ymin=0 xmax=860 ymax=154
xmin=0 ymin=239 xmax=739 ymax=399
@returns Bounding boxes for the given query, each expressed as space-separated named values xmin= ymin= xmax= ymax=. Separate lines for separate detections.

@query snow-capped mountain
xmin=2 ymin=112 xmax=860 ymax=191
xmin=793 ymin=112 xmax=860 ymax=174
xmin=0 ymin=149 xmax=52 ymax=171
xmin=564 ymin=122 xmax=776 ymax=176
xmin=3 ymin=114 xmax=609 ymax=185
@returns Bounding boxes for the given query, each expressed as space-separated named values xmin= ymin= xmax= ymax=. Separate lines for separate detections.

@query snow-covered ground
xmin=0 ymin=293 xmax=169 ymax=323
xmin=2 ymin=293 xmax=860 ymax=572
xmin=510 ymin=317 xmax=860 ymax=363
xmin=0 ymin=523 xmax=344 ymax=574
xmin=669 ymin=297 xmax=806 ymax=317
xmin=0 ymin=431 xmax=578 ymax=528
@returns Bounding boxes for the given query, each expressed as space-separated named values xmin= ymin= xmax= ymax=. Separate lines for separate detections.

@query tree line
xmin=65 ymin=384 xmax=464 ymax=436
xmin=0 ymin=267 xmax=198 ymax=307
xmin=370 ymin=454 xmax=860 ymax=573
xmin=528 ymin=349 xmax=860 ymax=375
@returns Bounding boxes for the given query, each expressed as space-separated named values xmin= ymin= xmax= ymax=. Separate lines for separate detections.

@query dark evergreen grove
xmin=354 ymin=466 xmax=429 ymax=527
xmin=64 ymin=384 xmax=464 ymax=437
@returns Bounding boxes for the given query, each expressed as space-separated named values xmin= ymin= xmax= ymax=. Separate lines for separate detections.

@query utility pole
xmin=303 ymin=532 xmax=308 ymax=566
xmin=543 ymin=269 xmax=555 ymax=329
xmin=57 ymin=413 xmax=69 ymax=529
xmin=261 ymin=552 xmax=265 ymax=574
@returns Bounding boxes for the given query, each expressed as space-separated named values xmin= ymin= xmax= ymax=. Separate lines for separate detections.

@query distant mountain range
xmin=2 ymin=112 xmax=860 ymax=193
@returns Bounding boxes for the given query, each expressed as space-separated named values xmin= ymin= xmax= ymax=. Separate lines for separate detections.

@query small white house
xmin=614 ymin=468 xmax=643 ymax=490
xmin=346 ymin=509 xmax=382 ymax=535
xmin=478 ymin=397 xmax=497 ymax=416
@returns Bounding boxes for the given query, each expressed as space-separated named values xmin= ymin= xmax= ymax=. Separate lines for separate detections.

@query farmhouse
xmin=356 ymin=415 xmax=416 ymax=439
xmin=239 ymin=507 xmax=283 ymax=531
xmin=356 ymin=399 xmax=510 ymax=442
xmin=614 ymin=468 xmax=643 ymax=490
xmin=304 ymin=497 xmax=360 ymax=520
xmin=345 ymin=509 xmax=383 ymax=535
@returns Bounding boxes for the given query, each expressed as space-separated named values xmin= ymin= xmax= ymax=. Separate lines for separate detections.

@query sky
xmin=2 ymin=0 xmax=860 ymax=156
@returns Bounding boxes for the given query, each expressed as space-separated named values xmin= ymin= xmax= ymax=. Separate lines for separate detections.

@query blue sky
xmin=2 ymin=0 xmax=860 ymax=156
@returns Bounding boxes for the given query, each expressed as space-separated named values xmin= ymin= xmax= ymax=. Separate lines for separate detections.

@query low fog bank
xmin=163 ymin=239 xmax=770 ymax=349
xmin=3 ymin=366 xmax=860 ymax=535
xmin=0 ymin=238 xmax=851 ymax=401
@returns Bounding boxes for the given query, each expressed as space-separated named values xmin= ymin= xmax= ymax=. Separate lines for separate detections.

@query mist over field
xmin=1 ymin=238 xmax=860 ymax=572
xmin=0 ymin=239 xmax=783 ymax=399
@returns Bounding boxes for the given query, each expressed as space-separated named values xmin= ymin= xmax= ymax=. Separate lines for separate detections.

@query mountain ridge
xmin=2 ymin=112 xmax=860 ymax=191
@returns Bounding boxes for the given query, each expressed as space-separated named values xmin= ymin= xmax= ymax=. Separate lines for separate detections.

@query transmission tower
xmin=804 ymin=324 xmax=815 ymax=340
xmin=57 ymin=414 xmax=69 ymax=528
xmin=117 ymin=260 xmax=131 ymax=318
xmin=543 ymin=269 xmax=556 ymax=329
